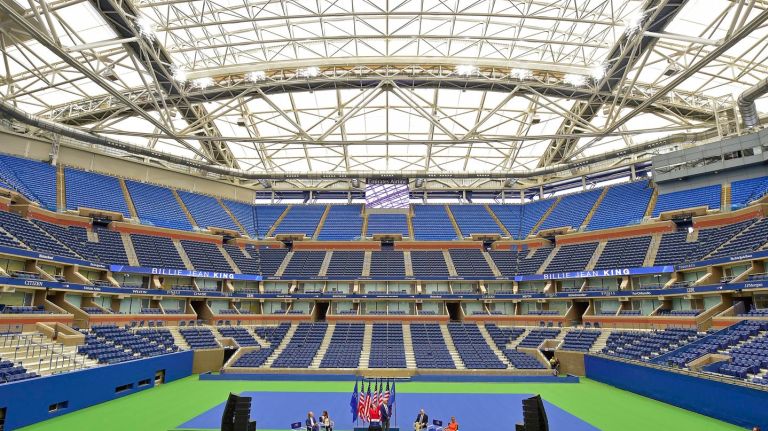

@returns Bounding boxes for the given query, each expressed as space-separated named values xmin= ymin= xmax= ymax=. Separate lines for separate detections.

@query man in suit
xmin=414 ymin=409 xmax=428 ymax=431
xmin=306 ymin=412 xmax=320 ymax=431
xmin=380 ymin=402 xmax=391 ymax=431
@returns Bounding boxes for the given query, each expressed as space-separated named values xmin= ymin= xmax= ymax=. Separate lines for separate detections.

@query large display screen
xmin=365 ymin=179 xmax=410 ymax=209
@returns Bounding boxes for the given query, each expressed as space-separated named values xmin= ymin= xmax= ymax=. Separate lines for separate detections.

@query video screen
xmin=365 ymin=181 xmax=410 ymax=209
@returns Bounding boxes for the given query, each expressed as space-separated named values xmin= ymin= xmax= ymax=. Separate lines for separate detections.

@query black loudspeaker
xmin=221 ymin=393 xmax=256 ymax=431
xmin=518 ymin=395 xmax=549 ymax=431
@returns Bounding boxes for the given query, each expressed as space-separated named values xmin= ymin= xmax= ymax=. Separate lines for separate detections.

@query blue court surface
xmin=177 ymin=392 xmax=600 ymax=431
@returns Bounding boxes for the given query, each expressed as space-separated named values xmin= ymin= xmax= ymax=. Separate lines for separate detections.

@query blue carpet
xmin=178 ymin=391 xmax=600 ymax=431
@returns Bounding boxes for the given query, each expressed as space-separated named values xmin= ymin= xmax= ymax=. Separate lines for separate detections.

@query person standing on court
xmin=414 ymin=409 xmax=428 ymax=431
xmin=368 ymin=401 xmax=383 ymax=431
xmin=380 ymin=401 xmax=391 ymax=431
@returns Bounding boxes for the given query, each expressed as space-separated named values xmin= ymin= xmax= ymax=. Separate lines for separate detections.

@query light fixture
xmin=687 ymin=226 xmax=694 ymax=234
xmin=510 ymin=68 xmax=532 ymax=80
xmin=563 ymin=73 xmax=587 ymax=87
xmin=298 ymin=66 xmax=320 ymax=78
xmin=192 ymin=77 xmax=214 ymax=89
xmin=625 ymin=11 xmax=646 ymax=34
xmin=172 ymin=67 xmax=188 ymax=83
xmin=247 ymin=70 xmax=266 ymax=81
xmin=590 ymin=64 xmax=607 ymax=81
xmin=415 ymin=178 xmax=425 ymax=188
xmin=136 ymin=15 xmax=156 ymax=41
xmin=455 ymin=64 xmax=478 ymax=76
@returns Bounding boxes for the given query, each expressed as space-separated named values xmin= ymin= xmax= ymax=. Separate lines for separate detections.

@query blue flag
xmin=350 ymin=380 xmax=359 ymax=422
xmin=388 ymin=380 xmax=396 ymax=410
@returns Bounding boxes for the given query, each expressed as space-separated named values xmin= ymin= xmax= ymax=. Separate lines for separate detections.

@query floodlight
xmin=192 ymin=77 xmax=214 ymax=89
xmin=247 ymin=71 xmax=266 ymax=81
xmin=625 ymin=11 xmax=646 ymax=34
xmin=298 ymin=67 xmax=320 ymax=78
xmin=136 ymin=15 xmax=156 ymax=41
xmin=510 ymin=68 xmax=532 ymax=80
xmin=456 ymin=64 xmax=478 ymax=76
xmin=172 ymin=67 xmax=188 ymax=83
xmin=590 ymin=64 xmax=607 ymax=81
xmin=563 ymin=73 xmax=587 ymax=86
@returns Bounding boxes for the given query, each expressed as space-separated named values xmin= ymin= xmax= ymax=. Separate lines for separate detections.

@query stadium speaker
xmin=516 ymin=395 xmax=549 ymax=431
xmin=221 ymin=392 xmax=256 ymax=431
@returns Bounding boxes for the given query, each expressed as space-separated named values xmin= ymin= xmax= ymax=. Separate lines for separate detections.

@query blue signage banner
xmin=675 ymin=249 xmax=768 ymax=271
xmin=109 ymin=265 xmax=263 ymax=281
xmin=0 ymin=245 xmax=107 ymax=269
xmin=515 ymin=266 xmax=675 ymax=282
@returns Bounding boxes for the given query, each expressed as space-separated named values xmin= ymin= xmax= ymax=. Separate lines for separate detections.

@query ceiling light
xmin=510 ymin=68 xmax=532 ymax=80
xmin=563 ymin=73 xmax=587 ymax=87
xmin=247 ymin=71 xmax=266 ymax=81
xmin=455 ymin=65 xmax=478 ymax=76
xmin=172 ymin=67 xmax=187 ymax=83
xmin=136 ymin=15 xmax=156 ymax=41
xmin=625 ymin=11 xmax=646 ymax=34
xmin=298 ymin=67 xmax=320 ymax=78
xmin=192 ymin=77 xmax=214 ymax=89
xmin=590 ymin=64 xmax=607 ymax=81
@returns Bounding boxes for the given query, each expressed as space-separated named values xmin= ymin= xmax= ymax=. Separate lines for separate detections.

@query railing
xmin=0 ymin=332 xmax=91 ymax=375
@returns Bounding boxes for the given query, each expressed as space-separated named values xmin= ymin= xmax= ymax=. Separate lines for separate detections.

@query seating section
xmin=502 ymin=350 xmax=546 ymax=369
xmin=272 ymin=205 xmax=325 ymax=237
xmin=490 ymin=200 xmax=554 ymax=239
xmin=587 ymin=181 xmax=653 ymax=230
xmin=412 ymin=206 xmax=457 ymax=240
xmin=65 ymin=168 xmax=130 ymax=216
xmin=326 ymin=251 xmax=364 ymax=279
xmin=259 ymin=248 xmax=289 ymax=276
xmin=131 ymin=234 xmax=186 ymax=268
xmin=179 ymin=327 xmax=219 ymax=349
xmin=369 ymin=251 xmax=406 ymax=278
xmin=712 ymin=329 xmax=768 ymax=383
xmin=559 ymin=330 xmax=601 ymax=352
xmin=77 ymin=227 xmax=130 ymax=265
xmin=689 ymin=220 xmax=756 ymax=261
xmin=368 ymin=324 xmax=406 ymax=368
xmin=217 ymin=326 xmax=259 ymax=346
xmin=272 ymin=322 xmax=328 ymax=368
xmin=32 ymin=220 xmax=97 ymax=261
xmin=410 ymin=324 xmax=455 ymax=369
xmin=654 ymin=231 xmax=696 ymax=266
xmin=0 ymin=154 xmax=57 ymax=210
xmin=411 ymin=251 xmax=449 ymax=278
xmin=601 ymin=328 xmax=701 ymax=361
xmin=366 ymin=214 xmax=409 ymax=237
xmin=177 ymin=191 xmax=239 ymax=231
xmin=447 ymin=323 xmax=505 ymax=369
xmin=282 ymin=251 xmax=325 ymax=279
xmin=320 ymin=323 xmax=364 ymax=368
xmin=652 ymin=184 xmax=721 ymax=217
xmin=545 ymin=242 xmax=598 ymax=273
xmin=708 ymin=218 xmax=768 ymax=258
xmin=449 ymin=249 xmax=494 ymax=277
xmin=449 ymin=205 xmax=504 ymax=237
xmin=224 ymin=245 xmax=260 ymax=274
xmin=0 ymin=358 xmax=38 ymax=383
xmin=0 ymin=211 xmax=79 ymax=258
xmin=730 ymin=176 xmax=768 ymax=209
xmin=594 ymin=236 xmax=651 ymax=270
xmin=125 ymin=180 xmax=192 ymax=231
xmin=485 ymin=325 xmax=526 ymax=350
xmin=488 ymin=250 xmax=522 ymax=277
xmin=233 ymin=324 xmax=291 ymax=367
xmin=317 ymin=205 xmax=362 ymax=240
xmin=79 ymin=325 xmax=178 ymax=364
xmin=2 ymin=305 xmax=48 ymax=314
xmin=536 ymin=189 xmax=602 ymax=232
xmin=518 ymin=328 xmax=561 ymax=348
xmin=223 ymin=201 xmax=286 ymax=238
xmin=181 ymin=240 xmax=233 ymax=273
xmin=516 ymin=247 xmax=553 ymax=275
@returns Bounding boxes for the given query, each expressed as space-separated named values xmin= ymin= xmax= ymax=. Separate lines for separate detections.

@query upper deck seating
xmin=594 ymin=236 xmax=651 ymax=270
xmin=32 ymin=220 xmax=97 ymax=261
xmin=326 ymin=251 xmax=364 ymax=279
xmin=223 ymin=201 xmax=286 ymax=238
xmin=317 ymin=205 xmax=362 ymax=240
xmin=73 ymin=226 xmax=130 ymax=265
xmin=272 ymin=205 xmax=325 ymax=237
xmin=177 ymin=191 xmax=239 ymax=231
xmin=587 ymin=180 xmax=653 ymax=231
xmin=0 ymin=211 xmax=79 ymax=258
xmin=536 ymin=189 xmax=602 ymax=233
xmin=412 ymin=205 xmax=457 ymax=240
xmin=411 ymin=251 xmax=449 ymax=278
xmin=731 ymin=176 xmax=768 ymax=209
xmin=282 ymin=251 xmax=325 ymax=279
xmin=708 ymin=218 xmax=768 ymax=258
xmin=223 ymin=244 xmax=260 ymax=274
xmin=652 ymin=184 xmax=721 ymax=217
xmin=259 ymin=248 xmax=289 ymax=277
xmin=654 ymin=231 xmax=696 ymax=266
xmin=320 ymin=323 xmax=365 ymax=368
xmin=65 ymin=168 xmax=131 ymax=216
xmin=125 ymin=180 xmax=192 ymax=231
xmin=449 ymin=205 xmax=504 ymax=237
xmin=366 ymin=214 xmax=409 ymax=237
xmin=545 ymin=242 xmax=598 ymax=273
xmin=130 ymin=234 xmax=185 ymax=268
xmin=369 ymin=251 xmax=406 ymax=278
xmin=489 ymin=199 xmax=555 ymax=239
xmin=180 ymin=240 xmax=233 ymax=273
xmin=688 ymin=220 xmax=755 ymax=261
xmin=449 ymin=249 xmax=494 ymax=277
xmin=0 ymin=154 xmax=56 ymax=210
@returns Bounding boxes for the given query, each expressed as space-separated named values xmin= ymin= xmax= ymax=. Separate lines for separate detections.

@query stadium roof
xmin=1 ymin=0 xmax=768 ymax=184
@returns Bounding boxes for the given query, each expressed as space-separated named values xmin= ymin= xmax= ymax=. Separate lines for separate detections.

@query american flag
xmin=372 ymin=381 xmax=379 ymax=410
xmin=381 ymin=380 xmax=390 ymax=407
xmin=358 ymin=383 xmax=369 ymax=422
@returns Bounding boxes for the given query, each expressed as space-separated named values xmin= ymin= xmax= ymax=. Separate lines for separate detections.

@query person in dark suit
xmin=306 ymin=412 xmax=320 ymax=431
xmin=414 ymin=409 xmax=428 ymax=431
xmin=380 ymin=402 xmax=391 ymax=431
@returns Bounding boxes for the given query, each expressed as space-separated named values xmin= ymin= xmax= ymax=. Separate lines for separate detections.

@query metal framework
xmin=0 ymin=0 xmax=767 ymax=189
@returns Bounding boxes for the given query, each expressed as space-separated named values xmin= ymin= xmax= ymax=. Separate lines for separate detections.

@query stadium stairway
xmin=358 ymin=324 xmax=373 ymax=368
xmin=438 ymin=324 xmax=466 ymax=369
xmin=361 ymin=251 xmax=372 ymax=277
xmin=119 ymin=178 xmax=139 ymax=219
xmin=485 ymin=204 xmax=512 ymax=237
xmin=312 ymin=205 xmax=331 ymax=240
xmin=482 ymin=251 xmax=502 ymax=277
xmin=309 ymin=323 xmax=336 ymax=369
xmin=248 ymin=328 xmax=270 ymax=348
xmin=219 ymin=245 xmax=241 ymax=273
xmin=56 ymin=165 xmax=65 ymax=212
xmin=538 ymin=246 xmax=559 ymax=273
xmin=584 ymin=242 xmax=606 ymax=271
xmin=120 ymin=233 xmax=140 ymax=266
xmin=508 ymin=328 xmax=531 ymax=349
xmin=172 ymin=189 xmax=198 ymax=229
xmin=529 ymin=196 xmax=561 ymax=235
xmin=477 ymin=324 xmax=512 ymax=367
xmin=403 ymin=251 xmax=414 ymax=277
xmin=274 ymin=251 xmax=293 ymax=277
xmin=263 ymin=324 xmax=298 ymax=367
xmin=643 ymin=234 xmax=663 ymax=266
xmin=580 ymin=187 xmax=609 ymax=230
xmin=401 ymin=324 xmax=417 ymax=370
xmin=318 ymin=251 xmax=333 ymax=277
xmin=644 ymin=186 xmax=658 ymax=218
xmin=444 ymin=205 xmax=464 ymax=239
xmin=173 ymin=239 xmax=195 ymax=270
xmin=266 ymin=205 xmax=292 ymax=237
xmin=217 ymin=197 xmax=248 ymax=235
xmin=442 ymin=250 xmax=458 ymax=277
xmin=406 ymin=212 xmax=415 ymax=238
xmin=168 ymin=328 xmax=191 ymax=349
